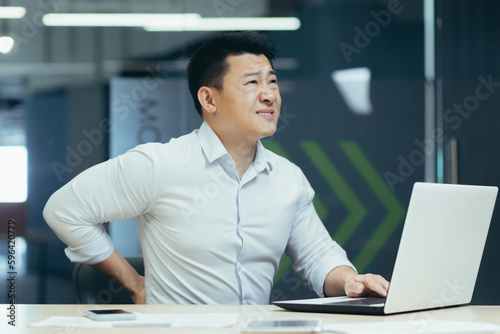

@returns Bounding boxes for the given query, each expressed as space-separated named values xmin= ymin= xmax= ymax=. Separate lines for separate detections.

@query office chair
xmin=73 ymin=257 xmax=144 ymax=304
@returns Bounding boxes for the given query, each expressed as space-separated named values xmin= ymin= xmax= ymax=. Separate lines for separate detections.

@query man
xmin=44 ymin=31 xmax=388 ymax=304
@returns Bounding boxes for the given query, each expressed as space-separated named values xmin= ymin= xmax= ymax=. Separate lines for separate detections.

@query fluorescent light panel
xmin=43 ymin=13 xmax=202 ymax=27
xmin=145 ymin=17 xmax=301 ymax=31
xmin=0 ymin=6 xmax=26 ymax=18
xmin=41 ymin=13 xmax=300 ymax=31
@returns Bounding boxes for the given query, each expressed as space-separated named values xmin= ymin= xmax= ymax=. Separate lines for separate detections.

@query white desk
xmin=3 ymin=304 xmax=500 ymax=333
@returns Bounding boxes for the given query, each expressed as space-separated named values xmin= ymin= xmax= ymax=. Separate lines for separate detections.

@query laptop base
xmin=273 ymin=300 xmax=385 ymax=315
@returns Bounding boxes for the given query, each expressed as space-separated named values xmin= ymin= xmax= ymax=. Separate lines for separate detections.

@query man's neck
xmin=204 ymin=120 xmax=259 ymax=179
xmin=222 ymin=136 xmax=258 ymax=180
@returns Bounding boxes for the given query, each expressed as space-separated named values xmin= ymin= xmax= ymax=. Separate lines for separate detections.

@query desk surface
xmin=3 ymin=304 xmax=500 ymax=333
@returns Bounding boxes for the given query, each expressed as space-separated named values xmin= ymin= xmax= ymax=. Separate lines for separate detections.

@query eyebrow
xmin=243 ymin=69 xmax=277 ymax=78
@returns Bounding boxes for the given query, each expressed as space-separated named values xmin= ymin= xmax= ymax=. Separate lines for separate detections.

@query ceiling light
xmin=42 ymin=13 xmax=202 ymax=27
xmin=0 ymin=6 xmax=26 ymax=19
xmin=0 ymin=36 xmax=14 ymax=53
xmin=145 ymin=17 xmax=301 ymax=31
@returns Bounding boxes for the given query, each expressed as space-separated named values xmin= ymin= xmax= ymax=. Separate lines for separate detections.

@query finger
xmin=353 ymin=282 xmax=364 ymax=294
xmin=374 ymin=283 xmax=388 ymax=297
xmin=354 ymin=275 xmax=389 ymax=297
xmin=381 ymin=279 xmax=390 ymax=291
xmin=371 ymin=274 xmax=389 ymax=287
xmin=345 ymin=279 xmax=365 ymax=297
xmin=366 ymin=276 xmax=388 ymax=297
xmin=373 ymin=276 xmax=390 ymax=297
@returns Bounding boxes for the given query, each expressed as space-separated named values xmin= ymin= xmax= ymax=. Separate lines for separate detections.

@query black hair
xmin=187 ymin=31 xmax=276 ymax=117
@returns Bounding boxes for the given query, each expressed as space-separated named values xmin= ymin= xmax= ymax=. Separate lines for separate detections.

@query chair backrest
xmin=73 ymin=257 xmax=144 ymax=304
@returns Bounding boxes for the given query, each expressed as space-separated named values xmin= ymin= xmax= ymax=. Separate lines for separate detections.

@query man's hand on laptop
xmin=324 ymin=266 xmax=389 ymax=298
xmin=344 ymin=273 xmax=389 ymax=298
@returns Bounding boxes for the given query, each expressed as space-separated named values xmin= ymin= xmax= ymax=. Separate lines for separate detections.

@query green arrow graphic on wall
xmin=300 ymin=141 xmax=367 ymax=247
xmin=339 ymin=141 xmax=406 ymax=272
xmin=264 ymin=140 xmax=405 ymax=283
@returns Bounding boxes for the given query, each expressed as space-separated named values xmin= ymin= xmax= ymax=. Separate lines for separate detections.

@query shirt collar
xmin=254 ymin=140 xmax=273 ymax=173
xmin=197 ymin=121 xmax=273 ymax=172
xmin=198 ymin=121 xmax=228 ymax=164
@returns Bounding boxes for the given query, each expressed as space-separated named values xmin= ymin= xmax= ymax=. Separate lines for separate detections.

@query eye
xmin=269 ymin=79 xmax=278 ymax=84
xmin=246 ymin=80 xmax=258 ymax=85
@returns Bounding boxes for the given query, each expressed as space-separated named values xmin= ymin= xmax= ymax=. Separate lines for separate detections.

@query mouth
xmin=256 ymin=110 xmax=275 ymax=119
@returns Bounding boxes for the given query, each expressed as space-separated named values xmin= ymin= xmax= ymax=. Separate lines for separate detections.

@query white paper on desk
xmin=30 ymin=312 xmax=239 ymax=328
xmin=322 ymin=320 xmax=500 ymax=334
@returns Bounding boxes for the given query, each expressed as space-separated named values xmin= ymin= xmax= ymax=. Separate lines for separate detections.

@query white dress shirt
xmin=44 ymin=121 xmax=355 ymax=304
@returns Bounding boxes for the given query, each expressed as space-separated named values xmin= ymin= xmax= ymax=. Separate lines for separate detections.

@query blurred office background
xmin=0 ymin=0 xmax=499 ymax=304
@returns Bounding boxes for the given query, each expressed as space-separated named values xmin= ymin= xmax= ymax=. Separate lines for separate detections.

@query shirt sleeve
xmin=43 ymin=144 xmax=160 ymax=264
xmin=285 ymin=168 xmax=357 ymax=297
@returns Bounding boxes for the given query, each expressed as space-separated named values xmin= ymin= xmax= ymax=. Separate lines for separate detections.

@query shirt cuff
xmin=309 ymin=254 xmax=357 ymax=298
xmin=63 ymin=228 xmax=115 ymax=265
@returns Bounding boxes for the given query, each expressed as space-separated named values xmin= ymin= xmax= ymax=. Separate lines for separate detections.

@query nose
xmin=259 ymin=86 xmax=278 ymax=104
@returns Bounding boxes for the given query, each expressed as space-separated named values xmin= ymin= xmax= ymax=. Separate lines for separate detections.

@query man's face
xmin=210 ymin=53 xmax=281 ymax=142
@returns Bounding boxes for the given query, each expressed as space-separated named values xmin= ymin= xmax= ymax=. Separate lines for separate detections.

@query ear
xmin=197 ymin=86 xmax=217 ymax=115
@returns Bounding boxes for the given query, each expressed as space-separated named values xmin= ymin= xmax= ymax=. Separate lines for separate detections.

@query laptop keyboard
xmin=326 ymin=297 xmax=386 ymax=306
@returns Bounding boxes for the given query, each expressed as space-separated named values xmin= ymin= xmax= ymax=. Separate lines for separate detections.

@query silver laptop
xmin=274 ymin=182 xmax=498 ymax=315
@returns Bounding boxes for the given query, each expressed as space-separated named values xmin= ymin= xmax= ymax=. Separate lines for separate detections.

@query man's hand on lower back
xmin=129 ymin=275 xmax=146 ymax=304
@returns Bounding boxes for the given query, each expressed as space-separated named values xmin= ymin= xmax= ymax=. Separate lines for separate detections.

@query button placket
xmin=235 ymin=182 xmax=246 ymax=303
